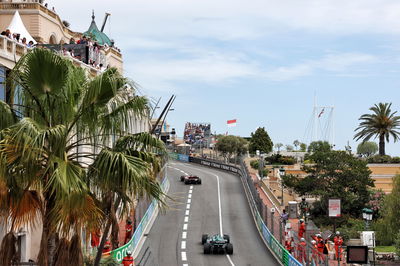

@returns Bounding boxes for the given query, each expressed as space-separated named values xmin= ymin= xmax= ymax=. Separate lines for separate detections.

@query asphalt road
xmin=136 ymin=161 xmax=278 ymax=266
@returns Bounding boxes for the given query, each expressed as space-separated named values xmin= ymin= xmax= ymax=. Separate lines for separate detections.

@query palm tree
xmin=0 ymin=49 xmax=165 ymax=265
xmin=293 ymin=140 xmax=300 ymax=151
xmin=275 ymin=143 xmax=283 ymax=153
xmin=354 ymin=103 xmax=400 ymax=155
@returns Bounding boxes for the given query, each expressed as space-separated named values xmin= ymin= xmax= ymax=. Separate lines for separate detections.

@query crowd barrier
xmin=110 ymin=177 xmax=170 ymax=263
xmin=170 ymin=153 xmax=303 ymax=266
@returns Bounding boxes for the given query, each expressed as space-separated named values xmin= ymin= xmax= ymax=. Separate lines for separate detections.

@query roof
xmin=83 ymin=12 xmax=112 ymax=46
xmin=7 ymin=11 xmax=36 ymax=44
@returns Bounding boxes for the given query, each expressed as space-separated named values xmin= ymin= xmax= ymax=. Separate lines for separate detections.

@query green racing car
xmin=201 ymin=234 xmax=233 ymax=254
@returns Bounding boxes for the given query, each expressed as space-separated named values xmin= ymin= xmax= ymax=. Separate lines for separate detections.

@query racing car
xmin=201 ymin=234 xmax=233 ymax=254
xmin=180 ymin=175 xmax=201 ymax=184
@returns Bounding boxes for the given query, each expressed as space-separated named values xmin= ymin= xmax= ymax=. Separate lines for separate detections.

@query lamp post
xmin=362 ymin=208 xmax=373 ymax=230
xmin=278 ymin=167 xmax=285 ymax=206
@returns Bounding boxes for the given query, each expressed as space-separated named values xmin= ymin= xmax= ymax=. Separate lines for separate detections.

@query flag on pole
xmin=227 ymin=119 xmax=237 ymax=127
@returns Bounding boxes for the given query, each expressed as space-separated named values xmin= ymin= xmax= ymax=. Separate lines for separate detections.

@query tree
xmin=293 ymin=140 xmax=300 ymax=150
xmin=375 ymin=174 xmax=400 ymax=245
xmin=282 ymin=150 xmax=374 ymax=222
xmin=216 ymin=135 xmax=248 ymax=161
xmin=300 ymin=143 xmax=307 ymax=152
xmin=248 ymin=127 xmax=273 ymax=154
xmin=275 ymin=143 xmax=283 ymax=152
xmin=0 ymin=49 xmax=165 ymax=265
xmin=286 ymin=145 xmax=294 ymax=151
xmin=354 ymin=103 xmax=400 ymax=156
xmin=307 ymin=140 xmax=331 ymax=153
xmin=357 ymin=141 xmax=378 ymax=157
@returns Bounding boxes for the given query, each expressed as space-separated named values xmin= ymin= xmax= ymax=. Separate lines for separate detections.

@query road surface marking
xmin=188 ymin=166 xmax=236 ymax=266
xmin=183 ymin=264 xmax=188 ymax=266
xmin=185 ymin=210 xmax=190 ymax=215
xmin=183 ymin=223 xmax=188 ymax=230
xmin=188 ymin=194 xmax=192 ymax=199
xmin=181 ymin=251 xmax=187 ymax=261
xmin=186 ymin=204 xmax=190 ymax=209
xmin=182 ymin=231 xmax=187 ymax=239
xmin=184 ymin=216 xmax=189 ymax=222
xmin=189 ymin=189 xmax=193 ymax=193
xmin=187 ymin=198 xmax=191 ymax=204
xmin=181 ymin=241 xmax=186 ymax=249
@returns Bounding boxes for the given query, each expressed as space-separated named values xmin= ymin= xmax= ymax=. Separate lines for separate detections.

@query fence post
xmin=271 ymin=209 xmax=275 ymax=236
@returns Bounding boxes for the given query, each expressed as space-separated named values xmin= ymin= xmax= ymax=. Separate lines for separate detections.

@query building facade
xmin=0 ymin=0 xmax=149 ymax=262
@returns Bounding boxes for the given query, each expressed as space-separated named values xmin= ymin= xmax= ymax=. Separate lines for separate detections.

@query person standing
xmin=298 ymin=219 xmax=306 ymax=238
xmin=124 ymin=219 xmax=133 ymax=244
xmin=122 ymin=250 xmax=135 ymax=266
xmin=334 ymin=231 xmax=343 ymax=260
xmin=280 ymin=209 xmax=289 ymax=227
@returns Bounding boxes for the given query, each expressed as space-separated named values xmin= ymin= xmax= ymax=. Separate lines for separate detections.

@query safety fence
xmin=170 ymin=153 xmax=303 ymax=266
xmin=109 ymin=177 xmax=170 ymax=263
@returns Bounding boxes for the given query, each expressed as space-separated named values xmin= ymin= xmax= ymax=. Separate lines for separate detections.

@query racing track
xmin=136 ymin=161 xmax=278 ymax=266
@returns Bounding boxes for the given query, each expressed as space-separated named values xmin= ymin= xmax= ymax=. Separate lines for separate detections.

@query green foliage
xmin=265 ymin=154 xmax=296 ymax=165
xmin=286 ymin=145 xmax=294 ymax=151
xmin=307 ymin=141 xmax=332 ymax=153
xmin=250 ymin=160 xmax=259 ymax=169
xmin=216 ymin=135 xmax=248 ymax=157
xmin=274 ymin=143 xmax=283 ymax=151
xmin=368 ymin=155 xmax=393 ymax=163
xmin=249 ymin=127 xmax=273 ymax=154
xmin=354 ymin=103 xmax=400 ymax=156
xmin=395 ymin=231 xmax=400 ymax=257
xmin=376 ymin=175 xmax=400 ymax=245
xmin=336 ymin=218 xmax=366 ymax=241
xmin=366 ymin=189 xmax=386 ymax=219
xmin=283 ymin=150 xmax=374 ymax=221
xmin=293 ymin=140 xmax=300 ymax=150
xmin=357 ymin=141 xmax=378 ymax=157
xmin=300 ymin=143 xmax=307 ymax=152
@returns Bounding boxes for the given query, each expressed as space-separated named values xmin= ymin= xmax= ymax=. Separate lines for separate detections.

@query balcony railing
xmin=0 ymin=36 xmax=101 ymax=75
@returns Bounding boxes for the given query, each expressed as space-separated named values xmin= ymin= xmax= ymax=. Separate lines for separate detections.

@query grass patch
xmin=375 ymin=246 xmax=395 ymax=252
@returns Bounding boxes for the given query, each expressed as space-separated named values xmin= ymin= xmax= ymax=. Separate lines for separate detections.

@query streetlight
xmin=362 ymin=208 xmax=373 ymax=230
xmin=278 ymin=167 xmax=285 ymax=206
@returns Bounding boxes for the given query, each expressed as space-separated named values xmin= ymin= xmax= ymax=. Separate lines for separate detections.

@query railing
xmin=0 ymin=35 xmax=31 ymax=62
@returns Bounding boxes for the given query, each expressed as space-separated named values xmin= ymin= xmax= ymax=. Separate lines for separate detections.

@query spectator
xmin=27 ymin=41 xmax=34 ymax=48
xmin=5 ymin=29 xmax=11 ymax=38
xmin=69 ymin=37 xmax=75 ymax=44
xmin=298 ymin=219 xmax=305 ymax=238
xmin=21 ymin=37 xmax=27 ymax=46
xmin=1 ymin=31 xmax=6 ymax=36
xmin=45 ymin=3 xmax=48 ymax=8
xmin=280 ymin=209 xmax=289 ymax=226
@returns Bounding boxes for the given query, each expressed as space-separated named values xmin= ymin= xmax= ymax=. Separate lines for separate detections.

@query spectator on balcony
xmin=78 ymin=35 xmax=88 ymax=45
xmin=69 ymin=37 xmax=75 ymax=44
xmin=27 ymin=41 xmax=34 ymax=48
xmin=5 ymin=29 xmax=12 ymax=39
xmin=21 ymin=37 xmax=27 ymax=46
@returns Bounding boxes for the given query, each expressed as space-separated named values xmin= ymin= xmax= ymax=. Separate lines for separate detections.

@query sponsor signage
xmin=328 ymin=198 xmax=341 ymax=217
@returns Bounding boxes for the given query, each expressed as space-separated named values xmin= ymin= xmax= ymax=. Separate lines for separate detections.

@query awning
xmin=7 ymin=11 xmax=37 ymax=44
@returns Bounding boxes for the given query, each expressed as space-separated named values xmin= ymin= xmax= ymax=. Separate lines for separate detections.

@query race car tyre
xmin=201 ymin=234 xmax=208 ymax=244
xmin=226 ymin=243 xmax=233 ymax=255
xmin=223 ymin=234 xmax=230 ymax=243
xmin=204 ymin=243 xmax=211 ymax=254
xmin=184 ymin=180 xmax=188 ymax=184
xmin=198 ymin=180 xmax=202 ymax=184
xmin=180 ymin=176 xmax=184 ymax=182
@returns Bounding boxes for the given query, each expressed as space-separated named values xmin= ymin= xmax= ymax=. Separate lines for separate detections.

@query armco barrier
xmin=171 ymin=154 xmax=303 ymax=266
xmin=109 ymin=177 xmax=169 ymax=263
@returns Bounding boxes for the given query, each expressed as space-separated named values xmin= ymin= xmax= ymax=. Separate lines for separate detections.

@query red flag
xmin=227 ymin=119 xmax=237 ymax=127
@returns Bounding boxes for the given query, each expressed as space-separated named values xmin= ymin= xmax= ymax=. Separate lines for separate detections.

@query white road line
xmin=190 ymin=185 xmax=193 ymax=189
xmin=183 ymin=264 xmax=188 ymax=266
xmin=188 ymin=194 xmax=192 ymax=199
xmin=181 ymin=240 xmax=186 ymax=249
xmin=187 ymin=198 xmax=191 ymax=204
xmin=186 ymin=203 xmax=190 ymax=209
xmin=182 ymin=231 xmax=187 ymax=239
xmin=187 ymin=166 xmax=236 ymax=266
xmin=184 ymin=216 xmax=189 ymax=223
xmin=181 ymin=251 xmax=187 ymax=261
xmin=183 ymin=223 xmax=188 ymax=230
xmin=189 ymin=189 xmax=193 ymax=193
xmin=185 ymin=210 xmax=190 ymax=215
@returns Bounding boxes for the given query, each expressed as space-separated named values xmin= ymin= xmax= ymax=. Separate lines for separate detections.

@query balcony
xmin=0 ymin=35 xmax=101 ymax=75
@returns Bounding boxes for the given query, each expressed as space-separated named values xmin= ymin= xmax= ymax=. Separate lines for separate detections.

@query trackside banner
xmin=170 ymin=154 xmax=302 ymax=266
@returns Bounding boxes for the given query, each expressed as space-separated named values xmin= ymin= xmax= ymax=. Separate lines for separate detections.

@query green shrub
xmin=368 ymin=155 xmax=392 ymax=163
xmin=335 ymin=218 xmax=366 ymax=241
xmin=265 ymin=154 xmax=296 ymax=165
xmin=250 ymin=160 xmax=259 ymax=169
xmin=392 ymin=157 xmax=400 ymax=163
xmin=395 ymin=230 xmax=400 ymax=257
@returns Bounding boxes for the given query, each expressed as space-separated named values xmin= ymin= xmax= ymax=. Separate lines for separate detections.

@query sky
xmin=51 ymin=0 xmax=400 ymax=155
